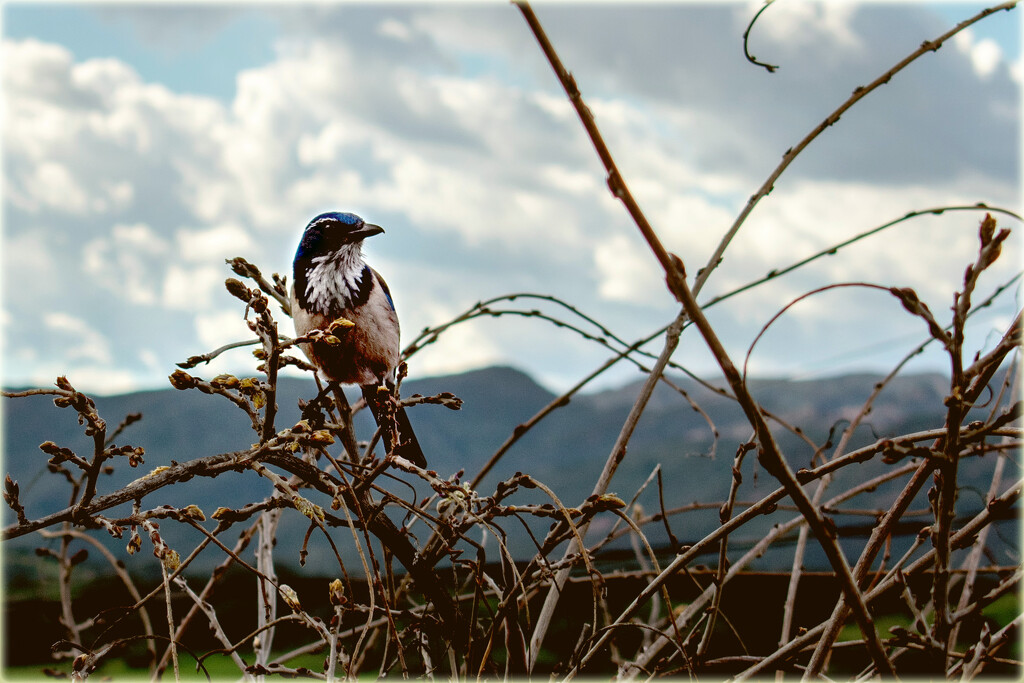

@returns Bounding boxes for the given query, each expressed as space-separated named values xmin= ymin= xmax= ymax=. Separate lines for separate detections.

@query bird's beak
xmin=348 ymin=223 xmax=384 ymax=241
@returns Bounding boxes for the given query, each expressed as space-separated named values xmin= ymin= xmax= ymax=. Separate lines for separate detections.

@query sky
xmin=1 ymin=1 xmax=1021 ymax=396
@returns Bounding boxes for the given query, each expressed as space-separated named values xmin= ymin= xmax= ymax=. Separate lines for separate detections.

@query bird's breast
xmin=291 ymin=281 xmax=400 ymax=386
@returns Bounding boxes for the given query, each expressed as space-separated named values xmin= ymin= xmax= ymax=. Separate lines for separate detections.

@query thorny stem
xmin=697 ymin=435 xmax=754 ymax=662
xmin=254 ymin=509 xmax=281 ymax=675
xmin=734 ymin=479 xmax=1022 ymax=681
xmin=615 ymin=461 xmax=923 ymax=679
xmin=39 ymin=528 xmax=158 ymax=667
xmin=161 ymin=560 xmax=181 ymax=682
xmin=779 ymin=296 xmax=947 ymax=665
xmin=803 ymin=460 xmax=935 ymax=676
xmin=514 ymin=1 xmax=688 ymax=302
xmin=4 ymin=5 xmax=1020 ymax=678
xmin=805 ymin=313 xmax=1020 ymax=676
xmin=648 ymin=270 xmax=898 ymax=676
xmin=933 ymin=229 xmax=1016 ymax=668
xmin=57 ymin=522 xmax=83 ymax=649
xmin=695 ymin=1 xmax=1019 ymax=293
xmin=742 ymin=0 xmax=780 ymax=73
xmin=528 ymin=314 xmax=685 ymax=673
xmin=176 ymin=577 xmax=251 ymax=677
xmin=950 ymin=371 xmax=1018 ymax=648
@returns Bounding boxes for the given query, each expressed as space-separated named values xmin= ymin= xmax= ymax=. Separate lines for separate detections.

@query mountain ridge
xmin=1 ymin=364 xmax=1007 ymax=572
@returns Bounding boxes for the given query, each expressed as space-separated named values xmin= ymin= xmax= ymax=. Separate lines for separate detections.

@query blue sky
xmin=4 ymin=5 xmax=277 ymax=100
xmin=932 ymin=3 xmax=1021 ymax=57
xmin=2 ymin=2 xmax=1021 ymax=395
xmin=5 ymin=3 xmax=1019 ymax=99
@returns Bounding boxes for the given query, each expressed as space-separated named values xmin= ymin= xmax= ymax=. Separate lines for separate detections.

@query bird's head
xmin=295 ymin=212 xmax=384 ymax=262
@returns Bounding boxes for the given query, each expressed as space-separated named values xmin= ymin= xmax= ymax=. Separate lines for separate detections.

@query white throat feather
xmin=303 ymin=244 xmax=367 ymax=315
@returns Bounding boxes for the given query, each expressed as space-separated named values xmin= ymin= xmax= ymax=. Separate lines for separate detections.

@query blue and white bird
xmin=291 ymin=211 xmax=426 ymax=467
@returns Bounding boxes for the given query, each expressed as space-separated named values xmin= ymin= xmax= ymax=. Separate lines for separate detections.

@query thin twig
xmin=742 ymin=0 xmax=780 ymax=73
xmin=526 ymin=314 xmax=685 ymax=672
xmin=694 ymin=2 xmax=1019 ymax=293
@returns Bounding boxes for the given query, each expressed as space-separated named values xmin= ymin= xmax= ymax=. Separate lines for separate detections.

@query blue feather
xmin=375 ymin=271 xmax=396 ymax=312
xmin=294 ymin=212 xmax=365 ymax=262
xmin=312 ymin=211 xmax=362 ymax=226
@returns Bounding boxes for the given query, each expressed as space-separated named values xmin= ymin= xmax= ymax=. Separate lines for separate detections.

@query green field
xmin=5 ymin=651 xmax=327 ymax=680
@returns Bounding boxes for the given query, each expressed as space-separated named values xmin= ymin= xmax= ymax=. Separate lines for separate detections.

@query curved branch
xmin=695 ymin=2 xmax=1019 ymax=293
xmin=742 ymin=0 xmax=780 ymax=73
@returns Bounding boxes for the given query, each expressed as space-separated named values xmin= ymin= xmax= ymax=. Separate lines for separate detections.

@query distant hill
xmin=1 ymin=365 xmax=1014 ymax=574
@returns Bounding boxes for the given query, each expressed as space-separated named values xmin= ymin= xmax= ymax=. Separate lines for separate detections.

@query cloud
xmin=408 ymin=303 xmax=507 ymax=379
xmin=1 ymin=3 xmax=1020 ymax=395
xmin=2 ymin=38 xmax=92 ymax=108
xmin=83 ymin=223 xmax=170 ymax=306
xmin=697 ymin=180 xmax=1022 ymax=381
xmin=92 ymin=6 xmax=244 ymax=53
xmin=35 ymin=364 xmax=143 ymax=396
xmin=594 ymin=234 xmax=663 ymax=303
xmin=43 ymin=312 xmax=113 ymax=365
xmin=3 ymin=37 xmax=229 ymax=233
xmin=162 ymin=265 xmax=224 ymax=310
xmin=376 ymin=18 xmax=413 ymax=43
xmin=2 ymin=228 xmax=59 ymax=294
xmin=11 ymin=161 xmax=90 ymax=213
xmin=954 ymin=30 xmax=1005 ymax=80
xmin=194 ymin=310 xmax=253 ymax=352
xmin=739 ymin=1 xmax=863 ymax=54
xmin=176 ymin=223 xmax=254 ymax=263
xmin=513 ymin=4 xmax=1020 ymax=186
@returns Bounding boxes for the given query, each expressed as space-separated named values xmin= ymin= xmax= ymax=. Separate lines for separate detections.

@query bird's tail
xmin=361 ymin=384 xmax=427 ymax=468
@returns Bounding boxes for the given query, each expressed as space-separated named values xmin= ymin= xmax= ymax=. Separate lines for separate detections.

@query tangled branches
xmin=3 ymin=1 xmax=1022 ymax=680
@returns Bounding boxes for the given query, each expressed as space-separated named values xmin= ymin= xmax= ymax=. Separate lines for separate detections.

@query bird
xmin=290 ymin=211 xmax=426 ymax=468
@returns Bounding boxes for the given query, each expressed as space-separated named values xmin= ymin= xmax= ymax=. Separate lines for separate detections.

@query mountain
xmin=1 ymin=365 xmax=1014 ymax=574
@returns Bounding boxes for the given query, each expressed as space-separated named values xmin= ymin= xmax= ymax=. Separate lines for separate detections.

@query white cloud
xmin=112 ymin=222 xmax=168 ymax=252
xmin=15 ymin=161 xmax=90 ymax=213
xmin=2 ymin=38 xmax=77 ymax=103
xmin=176 ymin=223 xmax=254 ymax=263
xmin=2 ymin=3 xmax=1019 ymax=394
xmin=365 ymin=151 xmax=589 ymax=250
xmin=83 ymin=223 xmax=170 ymax=305
xmin=103 ymin=180 xmax=135 ymax=210
xmin=195 ymin=309 xmax=252 ymax=350
xmin=736 ymin=1 xmax=862 ymax=54
xmin=296 ymin=120 xmax=367 ymax=167
xmin=162 ymin=264 xmax=224 ymax=310
xmin=47 ymin=366 xmax=142 ymax=395
xmin=593 ymin=234 xmax=663 ymax=303
xmin=3 ymin=229 xmax=59 ymax=293
xmin=540 ymin=165 xmax=599 ymax=197
xmin=955 ymin=29 xmax=1006 ymax=80
xmin=707 ymin=177 xmax=1021 ymax=330
xmin=407 ymin=303 xmax=506 ymax=378
xmin=377 ymin=18 xmax=412 ymax=42
xmin=170 ymin=34 xmax=596 ymax=249
xmin=969 ymin=38 xmax=1003 ymax=79
xmin=43 ymin=312 xmax=113 ymax=365
xmin=139 ymin=348 xmax=161 ymax=370
xmin=70 ymin=56 xmax=141 ymax=102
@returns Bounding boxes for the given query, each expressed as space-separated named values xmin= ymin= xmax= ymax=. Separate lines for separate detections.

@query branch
xmin=514 ymin=1 xmax=688 ymax=302
xmin=695 ymin=1 xmax=1019 ymax=292
xmin=742 ymin=0 xmax=780 ymax=73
